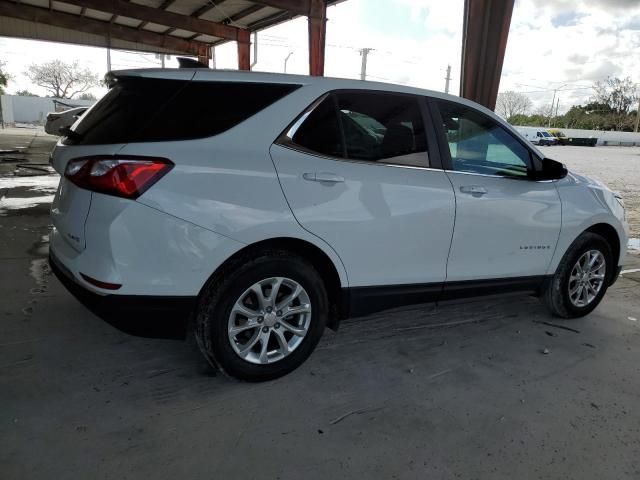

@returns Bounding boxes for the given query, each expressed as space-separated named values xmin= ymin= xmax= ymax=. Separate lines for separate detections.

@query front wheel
xmin=541 ymin=232 xmax=613 ymax=318
xmin=194 ymin=251 xmax=328 ymax=381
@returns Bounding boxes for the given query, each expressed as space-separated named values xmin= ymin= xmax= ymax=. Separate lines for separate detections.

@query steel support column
xmin=237 ymin=29 xmax=251 ymax=70
xmin=198 ymin=46 xmax=211 ymax=67
xmin=308 ymin=0 xmax=326 ymax=76
xmin=460 ymin=0 xmax=514 ymax=110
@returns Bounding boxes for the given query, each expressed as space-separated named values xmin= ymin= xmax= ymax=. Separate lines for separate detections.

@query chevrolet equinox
xmin=49 ymin=68 xmax=629 ymax=381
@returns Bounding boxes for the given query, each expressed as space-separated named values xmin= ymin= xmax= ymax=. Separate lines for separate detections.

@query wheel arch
xmin=199 ymin=237 xmax=347 ymax=330
xmin=584 ymin=222 xmax=621 ymax=273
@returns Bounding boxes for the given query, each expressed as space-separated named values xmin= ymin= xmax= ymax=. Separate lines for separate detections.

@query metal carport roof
xmin=0 ymin=0 xmax=516 ymax=110
xmin=0 ymin=0 xmax=340 ymax=67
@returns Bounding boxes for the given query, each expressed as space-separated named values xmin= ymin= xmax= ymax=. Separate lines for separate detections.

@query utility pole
xmin=106 ymin=32 xmax=112 ymax=72
xmin=155 ymin=53 xmax=166 ymax=68
xmin=548 ymin=90 xmax=557 ymax=128
xmin=283 ymin=51 xmax=294 ymax=73
xmin=360 ymin=48 xmax=373 ymax=80
xmin=548 ymin=83 xmax=569 ymax=128
xmin=553 ymin=98 xmax=560 ymax=127
xmin=444 ymin=64 xmax=452 ymax=94
xmin=635 ymin=98 xmax=640 ymax=133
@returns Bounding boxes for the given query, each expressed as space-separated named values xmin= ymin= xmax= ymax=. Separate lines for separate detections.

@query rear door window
xmin=66 ymin=78 xmax=300 ymax=145
xmin=336 ymin=91 xmax=429 ymax=167
xmin=285 ymin=90 xmax=430 ymax=167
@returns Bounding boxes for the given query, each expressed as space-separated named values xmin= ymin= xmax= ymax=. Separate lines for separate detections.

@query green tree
xmin=15 ymin=89 xmax=38 ymax=97
xmin=0 ymin=60 xmax=8 ymax=95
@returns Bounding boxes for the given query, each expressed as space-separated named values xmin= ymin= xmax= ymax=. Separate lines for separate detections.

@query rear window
xmin=65 ymin=78 xmax=300 ymax=145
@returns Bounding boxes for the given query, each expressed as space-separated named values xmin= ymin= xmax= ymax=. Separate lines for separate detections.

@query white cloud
xmin=501 ymin=0 xmax=640 ymax=112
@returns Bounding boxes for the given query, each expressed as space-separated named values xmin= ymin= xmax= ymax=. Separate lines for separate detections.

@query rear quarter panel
xmin=123 ymin=83 xmax=350 ymax=286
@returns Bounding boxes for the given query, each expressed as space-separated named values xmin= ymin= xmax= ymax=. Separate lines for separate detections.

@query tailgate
xmin=50 ymin=142 xmax=124 ymax=252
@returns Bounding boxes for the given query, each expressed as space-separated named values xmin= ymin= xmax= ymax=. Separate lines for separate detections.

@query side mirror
xmin=533 ymin=158 xmax=568 ymax=181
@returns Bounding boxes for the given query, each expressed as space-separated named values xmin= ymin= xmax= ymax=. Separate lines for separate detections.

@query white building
xmin=0 ymin=95 xmax=95 ymax=126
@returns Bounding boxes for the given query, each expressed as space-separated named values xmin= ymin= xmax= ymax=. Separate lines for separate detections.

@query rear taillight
xmin=64 ymin=155 xmax=173 ymax=199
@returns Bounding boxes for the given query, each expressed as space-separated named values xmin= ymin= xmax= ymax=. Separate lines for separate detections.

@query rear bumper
xmin=50 ymin=251 xmax=196 ymax=338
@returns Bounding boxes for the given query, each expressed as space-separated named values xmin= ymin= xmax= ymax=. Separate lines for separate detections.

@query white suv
xmin=49 ymin=69 xmax=628 ymax=381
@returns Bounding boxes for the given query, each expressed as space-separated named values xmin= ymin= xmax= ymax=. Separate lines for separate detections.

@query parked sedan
xmin=45 ymin=106 xmax=88 ymax=135
xmin=48 ymin=69 xmax=628 ymax=381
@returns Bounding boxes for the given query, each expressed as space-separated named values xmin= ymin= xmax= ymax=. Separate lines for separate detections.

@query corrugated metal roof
xmin=0 ymin=15 xmax=179 ymax=53
xmin=0 ymin=0 xmax=343 ymax=56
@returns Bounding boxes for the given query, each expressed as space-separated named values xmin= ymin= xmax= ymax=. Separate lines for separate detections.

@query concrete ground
xmin=2 ymin=130 xmax=640 ymax=479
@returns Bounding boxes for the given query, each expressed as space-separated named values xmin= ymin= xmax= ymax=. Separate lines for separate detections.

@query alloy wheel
xmin=227 ymin=277 xmax=312 ymax=364
xmin=568 ymin=250 xmax=606 ymax=308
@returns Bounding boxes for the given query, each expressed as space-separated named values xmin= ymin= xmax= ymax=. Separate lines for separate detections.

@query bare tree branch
xmin=496 ymin=91 xmax=533 ymax=120
xmin=592 ymin=76 xmax=638 ymax=130
xmin=25 ymin=60 xmax=99 ymax=99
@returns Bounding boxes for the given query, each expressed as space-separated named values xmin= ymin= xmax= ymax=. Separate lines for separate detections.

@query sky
xmin=1 ymin=0 xmax=639 ymax=114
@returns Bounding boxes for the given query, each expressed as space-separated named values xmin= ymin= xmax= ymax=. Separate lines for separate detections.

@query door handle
xmin=303 ymin=172 xmax=345 ymax=183
xmin=459 ymin=185 xmax=487 ymax=196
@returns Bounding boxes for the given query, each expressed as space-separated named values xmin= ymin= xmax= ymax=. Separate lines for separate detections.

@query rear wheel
xmin=194 ymin=251 xmax=328 ymax=381
xmin=541 ymin=232 xmax=613 ymax=318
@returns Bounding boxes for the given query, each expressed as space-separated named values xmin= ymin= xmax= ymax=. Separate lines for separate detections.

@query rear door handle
xmin=303 ymin=172 xmax=345 ymax=183
xmin=459 ymin=185 xmax=487 ymax=195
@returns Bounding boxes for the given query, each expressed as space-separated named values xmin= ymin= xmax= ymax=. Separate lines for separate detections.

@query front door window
xmin=438 ymin=101 xmax=532 ymax=178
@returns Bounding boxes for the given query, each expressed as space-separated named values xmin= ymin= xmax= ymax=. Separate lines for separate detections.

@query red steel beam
xmin=164 ymin=0 xmax=229 ymax=37
xmin=0 ymin=0 xmax=209 ymax=56
xmin=460 ymin=0 xmax=514 ymax=110
xmin=198 ymin=47 xmax=210 ymax=66
xmin=308 ymin=0 xmax=326 ymax=76
xmin=138 ymin=0 xmax=176 ymax=30
xmin=237 ymin=29 xmax=251 ymax=70
xmin=186 ymin=4 xmax=264 ymax=41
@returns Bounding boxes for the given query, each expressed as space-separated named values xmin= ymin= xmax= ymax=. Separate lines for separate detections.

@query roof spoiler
xmin=177 ymin=57 xmax=209 ymax=69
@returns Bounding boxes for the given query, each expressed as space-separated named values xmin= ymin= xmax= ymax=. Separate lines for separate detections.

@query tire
xmin=541 ymin=232 xmax=613 ymax=318
xmin=194 ymin=250 xmax=328 ymax=381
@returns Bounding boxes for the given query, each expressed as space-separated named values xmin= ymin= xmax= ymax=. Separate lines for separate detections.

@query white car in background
xmin=48 ymin=69 xmax=628 ymax=381
xmin=45 ymin=106 xmax=88 ymax=135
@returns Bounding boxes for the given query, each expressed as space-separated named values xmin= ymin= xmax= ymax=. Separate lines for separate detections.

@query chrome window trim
xmin=444 ymin=169 xmax=555 ymax=183
xmin=282 ymin=93 xmax=330 ymax=140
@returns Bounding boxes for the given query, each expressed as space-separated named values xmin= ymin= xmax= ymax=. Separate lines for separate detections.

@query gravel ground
xmin=543 ymin=145 xmax=640 ymax=241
